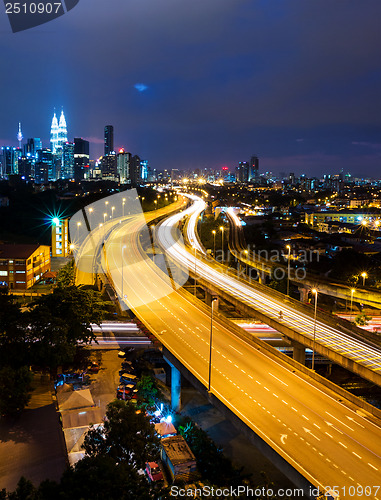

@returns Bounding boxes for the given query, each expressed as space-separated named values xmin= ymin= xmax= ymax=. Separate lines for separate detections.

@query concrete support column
xmin=170 ymin=364 xmax=181 ymax=411
xmin=298 ymin=286 xmax=309 ymax=303
xmin=291 ymin=340 xmax=306 ymax=365
xmin=258 ymin=272 xmax=266 ymax=285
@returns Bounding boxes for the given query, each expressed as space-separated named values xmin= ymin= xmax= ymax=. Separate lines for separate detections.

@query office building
xmin=62 ymin=142 xmax=75 ymax=180
xmin=117 ymin=149 xmax=131 ymax=184
xmin=104 ymin=125 xmax=114 ymax=156
xmin=0 ymin=147 xmax=19 ymax=177
xmin=0 ymin=243 xmax=51 ymax=290
xmin=249 ymin=156 xmax=259 ymax=181
xmin=24 ymin=138 xmax=42 ymax=156
xmin=140 ymin=160 xmax=148 ymax=181
xmin=235 ymin=161 xmax=249 ymax=182
xmin=130 ymin=155 xmax=141 ymax=186
xmin=35 ymin=148 xmax=53 ymax=183
xmin=51 ymin=217 xmax=69 ymax=257
xmin=74 ymin=138 xmax=90 ymax=181
xmin=101 ymin=153 xmax=118 ymax=180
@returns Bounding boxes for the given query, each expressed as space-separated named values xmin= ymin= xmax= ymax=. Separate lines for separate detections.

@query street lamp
xmin=361 ymin=272 xmax=368 ymax=287
xmin=286 ymin=245 xmax=291 ymax=296
xmin=350 ymin=288 xmax=355 ymax=322
xmin=76 ymin=221 xmax=81 ymax=243
xmin=311 ymin=288 xmax=318 ymax=371
xmin=88 ymin=207 xmax=93 ymax=230
xmin=220 ymin=226 xmax=224 ymax=262
xmin=193 ymin=246 xmax=197 ymax=296
xmin=111 ymin=206 xmax=115 ymax=218
xmin=244 ymin=249 xmax=248 ymax=275
xmin=122 ymin=200 xmax=125 ymax=217
xmin=212 ymin=230 xmax=216 ymax=256
xmin=208 ymin=296 xmax=218 ymax=393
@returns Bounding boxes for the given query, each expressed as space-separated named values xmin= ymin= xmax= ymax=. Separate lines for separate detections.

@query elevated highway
xmin=226 ymin=208 xmax=381 ymax=310
xmin=163 ymin=194 xmax=381 ymax=387
xmin=74 ymin=194 xmax=381 ymax=497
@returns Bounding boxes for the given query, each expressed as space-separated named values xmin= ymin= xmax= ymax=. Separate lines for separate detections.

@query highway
xmin=157 ymin=194 xmax=381 ymax=383
xmin=98 ymin=200 xmax=381 ymax=498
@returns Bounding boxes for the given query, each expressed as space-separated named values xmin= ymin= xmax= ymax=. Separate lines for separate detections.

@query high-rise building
xmin=104 ymin=125 xmax=114 ymax=156
xmin=17 ymin=123 xmax=23 ymax=149
xmin=249 ymin=156 xmax=259 ymax=181
xmin=24 ymin=138 xmax=42 ymax=156
xmin=57 ymin=110 xmax=68 ymax=154
xmin=130 ymin=155 xmax=141 ymax=186
xmin=74 ymin=138 xmax=90 ymax=181
xmin=140 ymin=160 xmax=148 ymax=181
xmin=101 ymin=153 xmax=118 ymax=180
xmin=62 ymin=142 xmax=75 ymax=180
xmin=236 ymin=161 xmax=249 ymax=182
xmin=0 ymin=147 xmax=19 ymax=177
xmin=117 ymin=148 xmax=131 ymax=184
xmin=51 ymin=217 xmax=69 ymax=257
xmin=50 ymin=112 xmax=59 ymax=154
xmin=35 ymin=148 xmax=53 ymax=183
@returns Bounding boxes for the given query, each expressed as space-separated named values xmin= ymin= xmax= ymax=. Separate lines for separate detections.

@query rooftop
xmin=0 ymin=243 xmax=44 ymax=259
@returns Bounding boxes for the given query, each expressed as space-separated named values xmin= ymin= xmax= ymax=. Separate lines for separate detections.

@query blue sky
xmin=0 ymin=0 xmax=380 ymax=177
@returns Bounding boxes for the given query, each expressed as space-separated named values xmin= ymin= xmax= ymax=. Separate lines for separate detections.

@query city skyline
xmin=0 ymin=1 xmax=380 ymax=177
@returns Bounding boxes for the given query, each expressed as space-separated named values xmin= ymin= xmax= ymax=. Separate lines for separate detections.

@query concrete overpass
xmin=226 ymin=209 xmax=381 ymax=310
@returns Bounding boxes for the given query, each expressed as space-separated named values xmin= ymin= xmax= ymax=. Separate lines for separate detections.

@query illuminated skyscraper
xmin=104 ymin=125 xmax=114 ymax=156
xmin=62 ymin=142 xmax=75 ymax=179
xmin=57 ymin=110 xmax=68 ymax=153
xmin=50 ymin=112 xmax=59 ymax=154
xmin=17 ymin=123 xmax=23 ymax=149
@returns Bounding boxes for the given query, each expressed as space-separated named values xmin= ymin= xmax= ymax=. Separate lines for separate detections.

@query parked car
xmin=145 ymin=462 xmax=163 ymax=482
xmin=120 ymin=373 xmax=138 ymax=385
xmin=88 ymin=361 xmax=100 ymax=373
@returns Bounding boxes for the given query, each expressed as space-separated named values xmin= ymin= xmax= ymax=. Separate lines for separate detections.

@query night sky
xmin=0 ymin=0 xmax=380 ymax=177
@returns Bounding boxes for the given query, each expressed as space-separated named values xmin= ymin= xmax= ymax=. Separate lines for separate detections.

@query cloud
xmin=134 ymin=84 xmax=148 ymax=92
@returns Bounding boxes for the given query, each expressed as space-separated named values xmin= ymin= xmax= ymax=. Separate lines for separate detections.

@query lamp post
xmin=76 ymin=221 xmax=81 ymax=243
xmin=286 ymin=245 xmax=291 ymax=296
xmin=193 ymin=246 xmax=197 ymax=296
xmin=244 ymin=249 xmax=248 ymax=275
xmin=350 ymin=288 xmax=355 ymax=322
xmin=220 ymin=226 xmax=224 ymax=262
xmin=311 ymin=288 xmax=318 ymax=371
xmin=208 ymin=297 xmax=218 ymax=393
xmin=88 ymin=207 xmax=93 ymax=230
xmin=212 ymin=230 xmax=216 ymax=257
xmin=111 ymin=206 xmax=115 ymax=218
xmin=122 ymin=200 xmax=125 ymax=217
xmin=361 ymin=272 xmax=367 ymax=287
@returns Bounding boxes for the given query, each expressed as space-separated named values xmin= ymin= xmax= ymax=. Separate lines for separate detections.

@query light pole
xmin=208 ymin=297 xmax=218 ymax=393
xmin=361 ymin=272 xmax=367 ymax=287
xmin=122 ymin=200 xmax=125 ymax=217
xmin=220 ymin=226 xmax=224 ymax=262
xmin=311 ymin=288 xmax=318 ymax=371
xmin=111 ymin=206 xmax=115 ymax=218
xmin=76 ymin=221 xmax=81 ymax=244
xmin=286 ymin=245 xmax=291 ymax=296
xmin=212 ymin=230 xmax=216 ymax=257
xmin=193 ymin=246 xmax=197 ymax=296
xmin=350 ymin=288 xmax=355 ymax=322
xmin=244 ymin=249 xmax=248 ymax=275
xmin=88 ymin=207 xmax=93 ymax=230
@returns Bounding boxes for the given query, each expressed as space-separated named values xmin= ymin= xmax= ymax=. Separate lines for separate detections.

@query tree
xmin=355 ymin=313 xmax=371 ymax=326
xmin=56 ymin=259 xmax=75 ymax=287
xmin=83 ymin=400 xmax=160 ymax=469
xmin=0 ymin=366 xmax=33 ymax=417
xmin=136 ymin=374 xmax=162 ymax=409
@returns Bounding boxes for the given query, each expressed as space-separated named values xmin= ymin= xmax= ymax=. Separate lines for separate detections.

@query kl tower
xmin=17 ymin=122 xmax=23 ymax=149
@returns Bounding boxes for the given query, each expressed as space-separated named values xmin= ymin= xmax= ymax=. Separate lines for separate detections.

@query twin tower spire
xmin=50 ymin=109 xmax=67 ymax=154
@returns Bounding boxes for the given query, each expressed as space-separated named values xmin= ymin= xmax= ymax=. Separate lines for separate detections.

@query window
xmin=27 ymin=259 xmax=31 ymax=265
xmin=0 ymin=271 xmax=7 ymax=276
xmin=16 ymin=271 xmax=25 ymax=274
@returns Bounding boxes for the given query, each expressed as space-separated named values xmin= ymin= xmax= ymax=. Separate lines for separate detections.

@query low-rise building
xmin=160 ymin=435 xmax=197 ymax=482
xmin=0 ymin=243 xmax=50 ymax=290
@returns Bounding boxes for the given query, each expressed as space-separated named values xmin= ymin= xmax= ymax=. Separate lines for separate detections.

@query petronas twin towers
xmin=50 ymin=109 xmax=67 ymax=154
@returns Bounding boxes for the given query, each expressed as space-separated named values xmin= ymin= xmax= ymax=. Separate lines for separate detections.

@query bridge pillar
xmin=164 ymin=360 xmax=181 ymax=411
xmin=298 ymin=286 xmax=309 ymax=303
xmin=291 ymin=340 xmax=306 ymax=365
xmin=205 ymin=290 xmax=219 ymax=310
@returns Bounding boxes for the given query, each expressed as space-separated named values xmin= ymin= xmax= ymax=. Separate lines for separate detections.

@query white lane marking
xmin=269 ymin=372 xmax=289 ymax=386
xmin=368 ymin=463 xmax=378 ymax=471
xmin=338 ymin=442 xmax=347 ymax=449
xmin=352 ymin=452 xmax=362 ymax=459
xmin=325 ymin=412 xmax=354 ymax=431
xmin=346 ymin=415 xmax=365 ymax=428
xmin=229 ymin=344 xmax=243 ymax=355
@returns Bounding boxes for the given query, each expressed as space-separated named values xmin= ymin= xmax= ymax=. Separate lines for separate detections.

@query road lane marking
xmin=269 ymin=372 xmax=289 ymax=386
xmin=352 ymin=452 xmax=362 ymax=459
xmin=326 ymin=412 xmax=354 ymax=431
xmin=338 ymin=442 xmax=347 ymax=449
xmin=368 ymin=463 xmax=378 ymax=471
xmin=229 ymin=344 xmax=243 ymax=355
